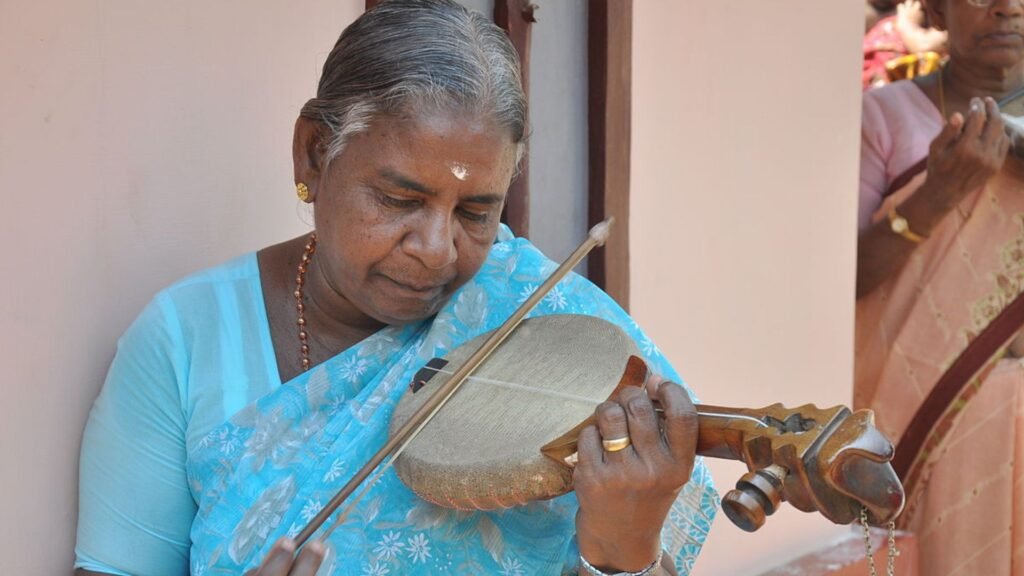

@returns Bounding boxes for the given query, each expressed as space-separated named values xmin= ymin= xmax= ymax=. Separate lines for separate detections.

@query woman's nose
xmin=405 ymin=212 xmax=457 ymax=270
xmin=994 ymin=0 xmax=1024 ymax=16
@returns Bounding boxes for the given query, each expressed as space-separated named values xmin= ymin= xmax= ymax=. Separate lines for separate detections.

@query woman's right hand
xmin=244 ymin=538 xmax=326 ymax=576
xmin=925 ymin=97 xmax=1010 ymax=209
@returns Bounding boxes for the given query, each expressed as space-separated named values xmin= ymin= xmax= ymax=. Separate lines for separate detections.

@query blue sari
xmin=187 ymin=228 xmax=718 ymax=575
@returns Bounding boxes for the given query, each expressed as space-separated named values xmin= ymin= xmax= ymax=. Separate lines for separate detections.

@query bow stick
xmin=292 ymin=218 xmax=615 ymax=547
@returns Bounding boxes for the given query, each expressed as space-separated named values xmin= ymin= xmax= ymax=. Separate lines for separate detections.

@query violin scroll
xmin=697 ymin=401 xmax=905 ymax=531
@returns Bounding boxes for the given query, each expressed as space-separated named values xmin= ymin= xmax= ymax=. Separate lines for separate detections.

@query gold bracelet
xmin=887 ymin=206 xmax=926 ymax=244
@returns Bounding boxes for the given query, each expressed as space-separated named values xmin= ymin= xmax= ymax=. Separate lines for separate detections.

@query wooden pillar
xmin=588 ymin=0 xmax=632 ymax=308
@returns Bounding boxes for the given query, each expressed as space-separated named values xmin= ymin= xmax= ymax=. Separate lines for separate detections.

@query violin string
xmin=420 ymin=366 xmax=769 ymax=428
xmin=421 ymin=366 xmax=604 ymax=405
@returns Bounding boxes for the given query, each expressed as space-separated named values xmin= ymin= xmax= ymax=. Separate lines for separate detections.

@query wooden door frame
xmin=587 ymin=0 xmax=632 ymax=309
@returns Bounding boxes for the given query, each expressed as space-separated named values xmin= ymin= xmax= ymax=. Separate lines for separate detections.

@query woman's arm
xmin=858 ymin=98 xmax=1009 ymax=298
xmin=857 ymin=178 xmax=962 ymax=298
xmin=75 ymin=295 xmax=195 ymax=575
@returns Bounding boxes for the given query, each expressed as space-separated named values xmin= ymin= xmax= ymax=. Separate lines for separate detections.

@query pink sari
xmin=856 ymin=81 xmax=1024 ymax=576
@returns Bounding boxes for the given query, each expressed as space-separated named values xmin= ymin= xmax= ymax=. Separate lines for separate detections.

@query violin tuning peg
xmin=722 ymin=465 xmax=787 ymax=532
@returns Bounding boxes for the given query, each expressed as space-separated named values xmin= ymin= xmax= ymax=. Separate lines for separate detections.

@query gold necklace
xmin=295 ymin=233 xmax=317 ymax=372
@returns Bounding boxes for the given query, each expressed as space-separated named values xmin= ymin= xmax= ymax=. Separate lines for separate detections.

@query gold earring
xmin=296 ymin=182 xmax=311 ymax=203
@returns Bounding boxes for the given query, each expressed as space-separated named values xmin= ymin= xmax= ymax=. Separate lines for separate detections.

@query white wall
xmin=630 ymin=1 xmax=865 ymax=574
xmin=0 ymin=1 xmax=361 ymax=573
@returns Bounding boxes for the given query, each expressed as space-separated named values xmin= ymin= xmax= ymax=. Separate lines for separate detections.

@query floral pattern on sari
xmin=187 ymin=227 xmax=718 ymax=575
xmin=967 ymin=215 xmax=1024 ymax=333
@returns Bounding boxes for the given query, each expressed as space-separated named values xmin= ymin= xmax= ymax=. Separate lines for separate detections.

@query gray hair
xmin=300 ymin=0 xmax=527 ymax=165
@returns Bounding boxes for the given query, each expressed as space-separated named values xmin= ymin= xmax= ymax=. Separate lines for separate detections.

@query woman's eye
xmin=458 ymin=207 xmax=489 ymax=223
xmin=378 ymin=194 xmax=419 ymax=209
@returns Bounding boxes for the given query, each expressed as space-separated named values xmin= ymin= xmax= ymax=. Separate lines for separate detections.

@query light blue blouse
xmin=76 ymin=253 xmax=281 ymax=575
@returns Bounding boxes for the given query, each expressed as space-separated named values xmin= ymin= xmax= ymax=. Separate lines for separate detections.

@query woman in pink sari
xmin=856 ymin=0 xmax=1024 ymax=574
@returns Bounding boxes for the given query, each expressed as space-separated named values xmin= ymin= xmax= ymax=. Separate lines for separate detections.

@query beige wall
xmin=0 ymin=1 xmax=362 ymax=573
xmin=630 ymin=1 xmax=865 ymax=574
xmin=1 ymin=0 xmax=863 ymax=574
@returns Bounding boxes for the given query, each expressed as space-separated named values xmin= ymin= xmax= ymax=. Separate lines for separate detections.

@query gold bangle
xmin=887 ymin=206 xmax=926 ymax=244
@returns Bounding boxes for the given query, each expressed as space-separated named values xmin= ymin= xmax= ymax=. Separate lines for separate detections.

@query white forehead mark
xmin=448 ymin=162 xmax=470 ymax=181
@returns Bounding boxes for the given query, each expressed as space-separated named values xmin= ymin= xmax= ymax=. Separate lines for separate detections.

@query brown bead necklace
xmin=295 ymin=233 xmax=317 ymax=372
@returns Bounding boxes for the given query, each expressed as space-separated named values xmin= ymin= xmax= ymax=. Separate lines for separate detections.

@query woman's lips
xmin=382 ymin=275 xmax=447 ymax=297
xmin=982 ymin=31 xmax=1024 ymax=45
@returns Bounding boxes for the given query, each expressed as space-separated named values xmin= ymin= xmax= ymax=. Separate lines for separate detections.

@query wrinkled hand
xmin=926 ymin=97 xmax=1010 ymax=208
xmin=243 ymin=538 xmax=326 ymax=576
xmin=573 ymin=374 xmax=697 ymax=573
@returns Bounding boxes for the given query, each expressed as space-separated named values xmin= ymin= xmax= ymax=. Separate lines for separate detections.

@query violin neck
xmin=694 ymin=404 xmax=769 ymax=463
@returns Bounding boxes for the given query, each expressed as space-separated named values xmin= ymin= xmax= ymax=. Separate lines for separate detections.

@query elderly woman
xmin=73 ymin=2 xmax=717 ymax=575
xmin=856 ymin=0 xmax=1024 ymax=574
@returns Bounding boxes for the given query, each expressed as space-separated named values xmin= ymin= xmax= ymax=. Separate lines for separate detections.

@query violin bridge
xmin=409 ymin=357 xmax=449 ymax=393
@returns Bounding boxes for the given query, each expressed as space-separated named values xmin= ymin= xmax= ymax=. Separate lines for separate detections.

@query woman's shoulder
xmin=863 ymin=80 xmax=943 ymax=131
xmin=860 ymin=79 xmax=943 ymax=182
xmin=163 ymin=252 xmax=259 ymax=294
xmin=124 ymin=251 xmax=268 ymax=357
xmin=154 ymin=252 xmax=261 ymax=312
xmin=865 ymin=79 xmax=930 ymax=105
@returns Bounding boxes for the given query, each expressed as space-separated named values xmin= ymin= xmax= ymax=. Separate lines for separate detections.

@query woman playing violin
xmin=74 ymin=1 xmax=718 ymax=574
xmin=856 ymin=0 xmax=1024 ymax=573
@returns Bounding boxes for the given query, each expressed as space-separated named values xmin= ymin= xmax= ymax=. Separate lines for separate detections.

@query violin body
xmin=390 ymin=315 xmax=905 ymax=531
xmin=390 ymin=314 xmax=638 ymax=509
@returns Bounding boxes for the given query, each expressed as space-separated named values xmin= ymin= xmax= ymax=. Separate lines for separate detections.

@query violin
xmin=295 ymin=219 xmax=904 ymax=546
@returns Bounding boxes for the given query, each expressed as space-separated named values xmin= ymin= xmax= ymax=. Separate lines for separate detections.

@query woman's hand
xmin=857 ymin=97 xmax=1008 ymax=298
xmin=573 ymin=374 xmax=697 ymax=573
xmin=243 ymin=538 xmax=326 ymax=576
xmin=925 ymin=97 xmax=1010 ymax=209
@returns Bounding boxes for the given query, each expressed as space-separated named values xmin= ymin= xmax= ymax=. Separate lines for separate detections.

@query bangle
xmin=579 ymin=550 xmax=663 ymax=576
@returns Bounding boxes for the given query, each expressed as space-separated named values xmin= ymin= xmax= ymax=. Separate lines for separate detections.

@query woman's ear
xmin=293 ymin=116 xmax=326 ymax=202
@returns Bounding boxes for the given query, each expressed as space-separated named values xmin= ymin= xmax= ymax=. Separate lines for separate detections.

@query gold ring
xmin=602 ymin=436 xmax=631 ymax=452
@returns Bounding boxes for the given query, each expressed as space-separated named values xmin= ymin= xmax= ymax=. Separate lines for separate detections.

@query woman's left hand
xmin=573 ymin=374 xmax=698 ymax=573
